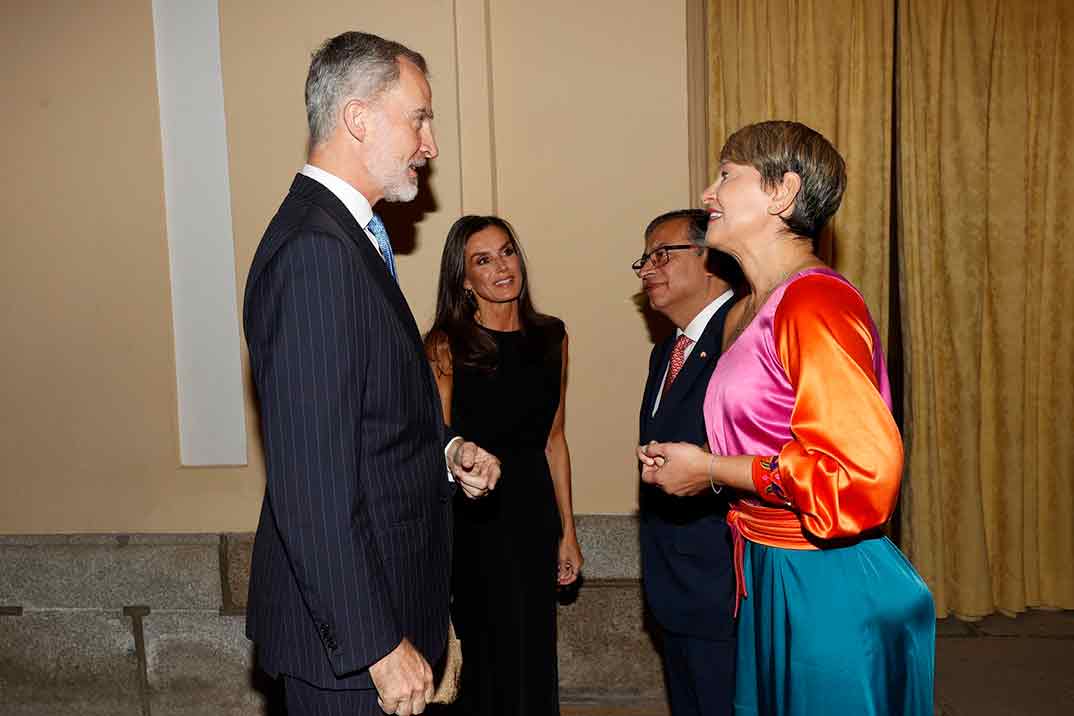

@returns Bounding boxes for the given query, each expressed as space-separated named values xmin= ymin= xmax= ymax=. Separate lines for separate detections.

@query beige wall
xmin=0 ymin=0 xmax=692 ymax=532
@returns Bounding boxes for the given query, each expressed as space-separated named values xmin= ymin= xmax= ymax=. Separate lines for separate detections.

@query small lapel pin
xmin=698 ymin=351 xmax=708 ymax=360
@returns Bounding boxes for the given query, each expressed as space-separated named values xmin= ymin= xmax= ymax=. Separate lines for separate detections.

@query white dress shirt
xmin=300 ymin=164 xmax=383 ymax=258
xmin=652 ymin=289 xmax=734 ymax=416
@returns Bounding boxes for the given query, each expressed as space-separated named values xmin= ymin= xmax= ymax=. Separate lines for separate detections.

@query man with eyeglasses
xmin=635 ymin=209 xmax=739 ymax=716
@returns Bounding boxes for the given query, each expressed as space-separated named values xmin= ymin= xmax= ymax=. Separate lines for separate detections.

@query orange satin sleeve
xmin=754 ymin=274 xmax=904 ymax=540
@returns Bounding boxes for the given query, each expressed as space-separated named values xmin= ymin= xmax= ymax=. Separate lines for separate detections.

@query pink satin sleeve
xmin=754 ymin=275 xmax=904 ymax=539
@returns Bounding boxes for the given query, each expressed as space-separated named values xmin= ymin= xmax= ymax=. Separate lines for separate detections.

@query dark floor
xmin=933 ymin=611 xmax=1074 ymax=716
xmin=560 ymin=611 xmax=1074 ymax=716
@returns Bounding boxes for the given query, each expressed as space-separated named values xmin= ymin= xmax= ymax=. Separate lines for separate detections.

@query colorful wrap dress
xmin=703 ymin=268 xmax=935 ymax=715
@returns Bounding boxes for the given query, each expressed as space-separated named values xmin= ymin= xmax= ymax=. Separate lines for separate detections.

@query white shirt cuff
xmin=444 ymin=436 xmax=463 ymax=482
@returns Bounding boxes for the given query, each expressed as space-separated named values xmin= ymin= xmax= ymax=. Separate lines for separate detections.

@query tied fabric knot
xmin=726 ymin=510 xmax=748 ymax=618
xmin=662 ymin=334 xmax=694 ymax=396
xmin=366 ymin=213 xmax=397 ymax=281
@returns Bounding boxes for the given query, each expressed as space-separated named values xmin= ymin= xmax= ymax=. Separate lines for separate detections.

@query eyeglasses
xmin=631 ymin=245 xmax=696 ymax=275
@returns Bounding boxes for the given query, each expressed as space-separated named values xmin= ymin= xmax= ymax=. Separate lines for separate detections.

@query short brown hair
xmin=719 ymin=121 xmax=846 ymax=240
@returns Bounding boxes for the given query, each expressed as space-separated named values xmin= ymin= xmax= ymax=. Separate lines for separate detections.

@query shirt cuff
xmin=444 ymin=437 xmax=462 ymax=483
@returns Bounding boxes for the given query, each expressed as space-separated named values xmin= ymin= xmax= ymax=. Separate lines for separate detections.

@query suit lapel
xmin=298 ymin=175 xmax=427 ymax=354
xmin=295 ymin=176 xmax=445 ymax=438
xmin=640 ymin=338 xmax=674 ymax=439
xmin=649 ymin=296 xmax=736 ymax=432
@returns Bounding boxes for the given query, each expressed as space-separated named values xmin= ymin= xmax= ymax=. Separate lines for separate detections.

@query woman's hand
xmin=557 ymin=534 xmax=584 ymax=586
xmin=637 ymin=441 xmax=713 ymax=497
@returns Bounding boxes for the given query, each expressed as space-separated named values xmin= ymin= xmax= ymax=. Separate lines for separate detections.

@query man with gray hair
xmin=243 ymin=31 xmax=500 ymax=715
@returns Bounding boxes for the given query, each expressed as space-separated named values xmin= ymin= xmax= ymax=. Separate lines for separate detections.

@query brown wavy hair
xmin=424 ymin=215 xmax=557 ymax=374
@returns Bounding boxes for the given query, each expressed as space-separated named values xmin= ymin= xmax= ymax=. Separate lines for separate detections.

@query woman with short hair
xmin=640 ymin=121 xmax=935 ymax=715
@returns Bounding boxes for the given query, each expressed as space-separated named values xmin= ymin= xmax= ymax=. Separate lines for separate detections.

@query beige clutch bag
xmin=431 ymin=620 xmax=462 ymax=704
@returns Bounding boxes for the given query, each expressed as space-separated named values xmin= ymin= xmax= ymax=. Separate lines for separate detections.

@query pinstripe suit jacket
xmin=243 ymin=174 xmax=454 ymax=690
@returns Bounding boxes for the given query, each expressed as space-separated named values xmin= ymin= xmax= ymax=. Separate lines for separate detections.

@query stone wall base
xmin=1 ymin=516 xmax=669 ymax=714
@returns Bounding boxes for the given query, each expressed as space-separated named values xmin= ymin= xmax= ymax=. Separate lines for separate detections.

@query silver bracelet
xmin=708 ymin=454 xmax=722 ymax=494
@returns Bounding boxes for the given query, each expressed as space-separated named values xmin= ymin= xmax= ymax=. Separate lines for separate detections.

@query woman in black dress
xmin=425 ymin=215 xmax=583 ymax=716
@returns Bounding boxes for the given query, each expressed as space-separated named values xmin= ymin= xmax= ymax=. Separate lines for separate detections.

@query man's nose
xmin=422 ymin=124 xmax=439 ymax=159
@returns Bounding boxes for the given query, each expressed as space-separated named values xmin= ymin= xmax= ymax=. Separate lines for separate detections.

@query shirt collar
xmin=679 ymin=289 xmax=735 ymax=342
xmin=300 ymin=163 xmax=374 ymax=230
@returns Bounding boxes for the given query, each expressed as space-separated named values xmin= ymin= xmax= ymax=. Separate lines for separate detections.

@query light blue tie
xmin=366 ymin=213 xmax=397 ymax=281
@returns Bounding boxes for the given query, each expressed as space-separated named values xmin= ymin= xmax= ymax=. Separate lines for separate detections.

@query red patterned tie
xmin=662 ymin=334 xmax=694 ymax=396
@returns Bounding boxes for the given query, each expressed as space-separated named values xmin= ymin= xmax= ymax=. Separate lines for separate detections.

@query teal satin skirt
xmin=734 ymin=536 xmax=935 ymax=715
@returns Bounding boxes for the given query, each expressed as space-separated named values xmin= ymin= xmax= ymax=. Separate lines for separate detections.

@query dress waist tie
xmin=725 ymin=499 xmax=819 ymax=618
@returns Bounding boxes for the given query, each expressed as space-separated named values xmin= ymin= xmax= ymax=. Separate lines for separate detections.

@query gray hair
xmin=644 ymin=209 xmax=744 ymax=288
xmin=720 ymin=120 xmax=846 ymax=241
xmin=305 ymin=31 xmax=428 ymax=146
xmin=644 ymin=209 xmax=709 ymax=246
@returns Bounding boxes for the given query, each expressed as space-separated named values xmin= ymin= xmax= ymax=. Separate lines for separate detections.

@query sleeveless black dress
xmin=448 ymin=319 xmax=565 ymax=716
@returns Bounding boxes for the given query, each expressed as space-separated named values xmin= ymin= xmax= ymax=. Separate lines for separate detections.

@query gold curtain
xmin=899 ymin=0 xmax=1074 ymax=616
xmin=707 ymin=0 xmax=896 ymax=340
xmin=707 ymin=0 xmax=1074 ymax=616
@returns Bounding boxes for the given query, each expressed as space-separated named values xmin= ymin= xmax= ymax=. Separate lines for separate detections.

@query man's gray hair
xmin=305 ymin=31 xmax=428 ymax=146
xmin=645 ymin=209 xmax=709 ymax=246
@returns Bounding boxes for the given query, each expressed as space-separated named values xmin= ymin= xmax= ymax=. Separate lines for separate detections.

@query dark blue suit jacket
xmin=243 ymin=174 xmax=454 ymax=689
xmin=639 ymin=297 xmax=736 ymax=640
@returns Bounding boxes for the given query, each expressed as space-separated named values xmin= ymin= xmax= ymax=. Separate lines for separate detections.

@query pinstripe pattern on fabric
xmin=284 ymin=674 xmax=381 ymax=715
xmin=244 ymin=175 xmax=453 ymax=691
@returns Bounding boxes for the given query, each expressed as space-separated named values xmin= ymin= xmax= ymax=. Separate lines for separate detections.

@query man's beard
xmin=369 ymin=149 xmax=422 ymax=203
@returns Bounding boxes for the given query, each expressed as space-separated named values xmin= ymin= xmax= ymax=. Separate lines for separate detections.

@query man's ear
xmin=698 ymin=247 xmax=717 ymax=278
xmin=769 ymin=171 xmax=802 ymax=217
xmin=341 ymin=98 xmax=369 ymax=142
